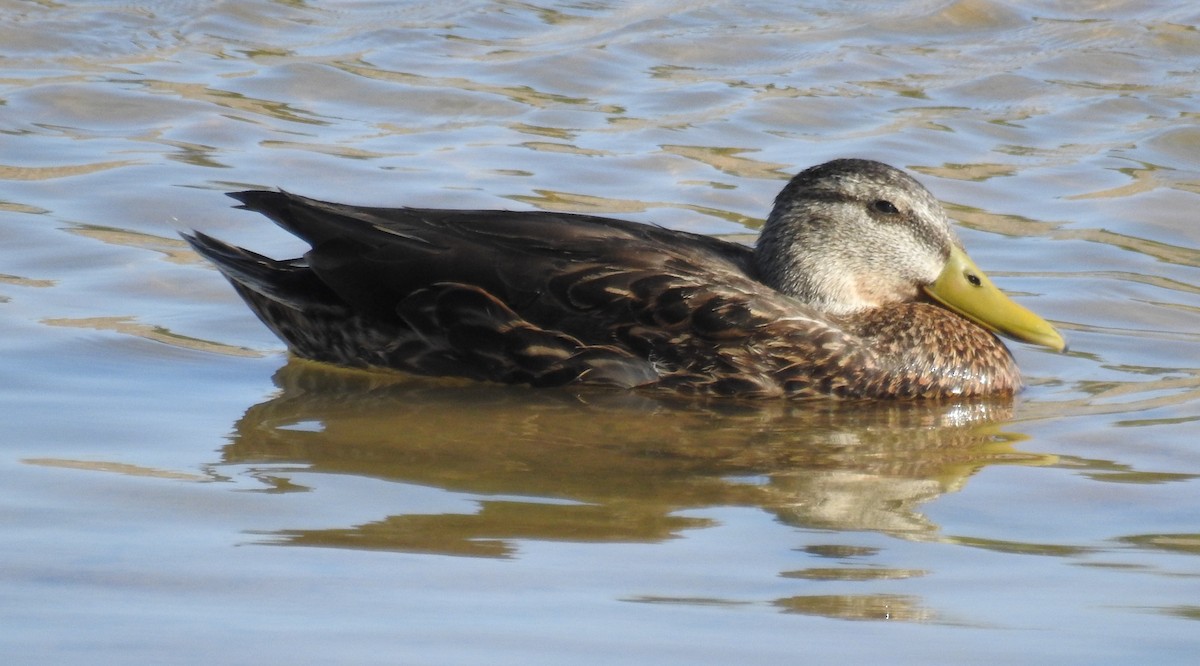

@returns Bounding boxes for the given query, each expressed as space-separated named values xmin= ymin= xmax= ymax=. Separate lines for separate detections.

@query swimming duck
xmin=183 ymin=159 xmax=1065 ymax=399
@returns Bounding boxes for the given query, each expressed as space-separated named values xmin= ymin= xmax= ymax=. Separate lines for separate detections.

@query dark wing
xmin=226 ymin=190 xmax=785 ymax=341
xmin=194 ymin=190 xmax=846 ymax=395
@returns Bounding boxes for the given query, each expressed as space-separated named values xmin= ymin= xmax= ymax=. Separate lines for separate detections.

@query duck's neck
xmin=753 ymin=211 xmax=926 ymax=317
xmin=753 ymin=210 xmax=838 ymax=308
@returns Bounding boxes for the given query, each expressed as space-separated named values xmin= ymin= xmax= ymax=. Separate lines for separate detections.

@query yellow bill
xmin=923 ymin=246 xmax=1067 ymax=352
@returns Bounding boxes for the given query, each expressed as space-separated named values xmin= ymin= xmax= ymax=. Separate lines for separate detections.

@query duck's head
xmin=754 ymin=159 xmax=1066 ymax=352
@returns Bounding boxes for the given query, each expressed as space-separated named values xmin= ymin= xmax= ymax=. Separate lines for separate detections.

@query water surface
xmin=2 ymin=1 xmax=1199 ymax=663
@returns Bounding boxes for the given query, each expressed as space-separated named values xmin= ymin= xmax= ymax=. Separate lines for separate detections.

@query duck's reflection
xmin=220 ymin=360 xmax=1053 ymax=560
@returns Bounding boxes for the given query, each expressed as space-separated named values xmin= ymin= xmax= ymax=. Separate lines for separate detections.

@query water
xmin=3 ymin=0 xmax=1199 ymax=663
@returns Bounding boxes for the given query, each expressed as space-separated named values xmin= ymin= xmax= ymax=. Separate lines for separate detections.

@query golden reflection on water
xmin=331 ymin=60 xmax=621 ymax=113
xmin=22 ymin=458 xmax=209 ymax=481
xmin=659 ymin=145 xmax=791 ymax=180
xmin=775 ymin=593 xmax=934 ymax=623
xmin=630 ymin=592 xmax=938 ymax=623
xmin=43 ymin=316 xmax=263 ymax=357
xmin=0 ymin=160 xmax=140 ymax=181
xmin=504 ymin=188 xmax=761 ymax=227
xmin=68 ymin=225 xmax=205 ymax=265
xmin=219 ymin=360 xmax=1053 ymax=563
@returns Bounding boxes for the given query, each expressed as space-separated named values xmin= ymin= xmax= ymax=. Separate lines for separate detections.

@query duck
xmin=183 ymin=159 xmax=1065 ymax=399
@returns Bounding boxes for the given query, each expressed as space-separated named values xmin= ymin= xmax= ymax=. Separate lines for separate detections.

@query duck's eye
xmin=871 ymin=199 xmax=900 ymax=215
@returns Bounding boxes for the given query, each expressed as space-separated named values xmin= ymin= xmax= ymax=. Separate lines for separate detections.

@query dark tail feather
xmin=226 ymin=190 xmax=401 ymax=250
xmin=183 ymin=230 xmax=379 ymax=365
xmin=180 ymin=231 xmax=335 ymax=310
xmin=225 ymin=191 xmax=298 ymax=236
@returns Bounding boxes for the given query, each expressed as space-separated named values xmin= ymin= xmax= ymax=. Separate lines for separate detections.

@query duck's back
xmin=185 ymin=191 xmax=825 ymax=395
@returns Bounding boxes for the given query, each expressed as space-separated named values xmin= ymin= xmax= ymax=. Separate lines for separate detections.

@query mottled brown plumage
xmin=183 ymin=159 xmax=1063 ymax=399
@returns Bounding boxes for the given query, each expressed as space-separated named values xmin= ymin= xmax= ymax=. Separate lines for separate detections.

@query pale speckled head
xmin=754 ymin=159 xmax=956 ymax=315
xmin=755 ymin=159 xmax=1066 ymax=352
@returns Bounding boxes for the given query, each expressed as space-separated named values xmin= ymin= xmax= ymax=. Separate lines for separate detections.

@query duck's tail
xmin=181 ymin=231 xmax=381 ymax=366
xmin=181 ymin=231 xmax=331 ymax=310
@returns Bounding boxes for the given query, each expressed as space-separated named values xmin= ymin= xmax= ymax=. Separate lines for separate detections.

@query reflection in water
xmin=220 ymin=360 xmax=1053 ymax=562
xmin=775 ymin=594 xmax=934 ymax=623
xmin=628 ymin=592 xmax=938 ymax=623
